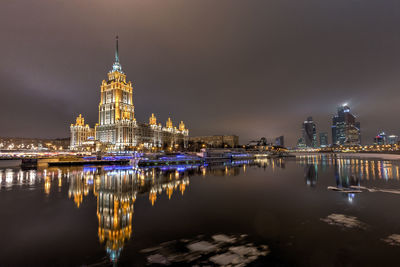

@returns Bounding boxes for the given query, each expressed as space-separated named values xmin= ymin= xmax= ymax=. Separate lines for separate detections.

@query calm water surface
xmin=1 ymin=155 xmax=400 ymax=266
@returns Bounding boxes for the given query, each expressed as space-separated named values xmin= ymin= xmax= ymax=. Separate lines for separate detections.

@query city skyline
xmin=2 ymin=1 xmax=400 ymax=146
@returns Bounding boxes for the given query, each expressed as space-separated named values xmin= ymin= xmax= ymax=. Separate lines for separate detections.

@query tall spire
xmin=111 ymin=35 xmax=123 ymax=73
xmin=115 ymin=35 xmax=119 ymax=63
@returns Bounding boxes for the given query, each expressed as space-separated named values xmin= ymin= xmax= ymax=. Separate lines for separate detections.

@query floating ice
xmin=210 ymin=252 xmax=241 ymax=265
xmin=147 ymin=254 xmax=170 ymax=265
xmin=140 ymin=233 xmax=269 ymax=266
xmin=382 ymin=234 xmax=400 ymax=246
xmin=327 ymin=186 xmax=362 ymax=193
xmin=139 ymin=246 xmax=161 ymax=253
xmin=321 ymin=214 xmax=367 ymax=229
xmin=349 ymin=185 xmax=400 ymax=195
xmin=187 ymin=241 xmax=217 ymax=252
xmin=212 ymin=234 xmax=237 ymax=243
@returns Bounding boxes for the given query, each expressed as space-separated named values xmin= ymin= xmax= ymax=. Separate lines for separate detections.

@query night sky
xmin=2 ymin=0 xmax=400 ymax=146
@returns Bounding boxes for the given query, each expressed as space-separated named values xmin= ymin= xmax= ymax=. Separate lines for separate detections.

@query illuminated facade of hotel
xmin=70 ymin=37 xmax=188 ymax=151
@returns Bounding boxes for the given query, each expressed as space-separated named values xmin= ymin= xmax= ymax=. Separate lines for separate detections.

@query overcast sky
xmin=1 ymin=0 xmax=400 ymax=146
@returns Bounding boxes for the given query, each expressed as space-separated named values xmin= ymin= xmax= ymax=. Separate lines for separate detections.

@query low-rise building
xmin=189 ymin=135 xmax=239 ymax=149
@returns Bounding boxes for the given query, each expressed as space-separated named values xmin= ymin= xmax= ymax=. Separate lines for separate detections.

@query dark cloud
xmin=1 ymin=0 xmax=400 ymax=145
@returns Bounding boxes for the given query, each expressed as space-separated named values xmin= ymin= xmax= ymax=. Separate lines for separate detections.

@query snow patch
xmin=147 ymin=254 xmax=170 ymax=265
xmin=140 ymin=233 xmax=269 ymax=266
xmin=382 ymin=234 xmax=400 ymax=246
xmin=187 ymin=241 xmax=217 ymax=252
xmin=321 ymin=214 xmax=367 ymax=229
xmin=212 ymin=234 xmax=237 ymax=243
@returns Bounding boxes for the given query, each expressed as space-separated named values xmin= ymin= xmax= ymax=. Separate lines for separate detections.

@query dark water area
xmin=2 ymin=155 xmax=400 ymax=266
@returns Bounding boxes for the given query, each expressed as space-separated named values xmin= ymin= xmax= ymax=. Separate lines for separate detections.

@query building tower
xmin=331 ymin=104 xmax=360 ymax=146
xmin=302 ymin=116 xmax=317 ymax=148
xmin=71 ymin=37 xmax=189 ymax=151
xmin=96 ymin=36 xmax=136 ymax=149
xmin=70 ymin=114 xmax=95 ymax=150
xmin=319 ymin=132 xmax=328 ymax=147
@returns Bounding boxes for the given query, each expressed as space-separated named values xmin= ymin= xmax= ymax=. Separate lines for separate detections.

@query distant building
xmin=275 ymin=136 xmax=284 ymax=147
xmin=0 ymin=137 xmax=70 ymax=151
xmin=332 ymin=104 xmax=360 ymax=146
xmin=302 ymin=117 xmax=317 ymax=148
xmin=190 ymin=135 xmax=239 ymax=148
xmin=246 ymin=137 xmax=269 ymax=150
xmin=388 ymin=135 xmax=399 ymax=145
xmin=319 ymin=132 xmax=328 ymax=147
xmin=296 ymin=137 xmax=306 ymax=149
xmin=374 ymin=132 xmax=387 ymax=145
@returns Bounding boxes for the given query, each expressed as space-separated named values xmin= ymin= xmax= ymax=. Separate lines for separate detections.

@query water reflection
xmin=298 ymin=155 xmax=400 ymax=182
xmin=3 ymin=156 xmax=400 ymax=263
xmin=0 ymin=159 xmax=281 ymax=263
xmin=299 ymin=154 xmax=400 ymax=203
xmin=305 ymin=164 xmax=318 ymax=187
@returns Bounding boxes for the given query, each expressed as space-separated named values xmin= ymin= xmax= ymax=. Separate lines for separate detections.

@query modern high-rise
xmin=319 ymin=132 xmax=328 ymax=147
xmin=70 ymin=37 xmax=189 ymax=151
xmin=302 ymin=116 xmax=317 ymax=148
xmin=374 ymin=132 xmax=387 ymax=145
xmin=388 ymin=135 xmax=399 ymax=145
xmin=275 ymin=136 xmax=284 ymax=147
xmin=331 ymin=104 xmax=360 ymax=146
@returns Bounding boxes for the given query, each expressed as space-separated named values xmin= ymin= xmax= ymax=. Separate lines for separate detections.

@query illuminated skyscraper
xmin=331 ymin=104 xmax=360 ymax=146
xmin=96 ymin=36 xmax=137 ymax=148
xmin=388 ymin=135 xmax=398 ymax=145
xmin=275 ymin=136 xmax=284 ymax=147
xmin=302 ymin=117 xmax=317 ymax=148
xmin=374 ymin=132 xmax=387 ymax=145
xmin=319 ymin=132 xmax=328 ymax=147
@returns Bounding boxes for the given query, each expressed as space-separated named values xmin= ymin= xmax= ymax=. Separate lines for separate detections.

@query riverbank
xmin=292 ymin=152 xmax=400 ymax=161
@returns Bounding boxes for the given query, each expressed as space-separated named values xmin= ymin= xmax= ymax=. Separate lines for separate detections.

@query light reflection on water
xmin=2 ymin=156 xmax=400 ymax=265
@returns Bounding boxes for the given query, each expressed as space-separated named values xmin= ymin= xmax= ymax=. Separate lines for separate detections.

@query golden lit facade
xmin=70 ymin=114 xmax=95 ymax=150
xmin=71 ymin=37 xmax=188 ymax=151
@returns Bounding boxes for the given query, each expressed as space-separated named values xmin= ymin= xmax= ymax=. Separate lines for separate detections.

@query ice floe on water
xmin=382 ymin=234 xmax=400 ymax=246
xmin=212 ymin=234 xmax=237 ymax=243
xmin=321 ymin=214 xmax=367 ymax=230
xmin=327 ymin=186 xmax=362 ymax=193
xmin=328 ymin=185 xmax=400 ymax=196
xmin=140 ymin=233 xmax=269 ymax=266
xmin=187 ymin=241 xmax=217 ymax=252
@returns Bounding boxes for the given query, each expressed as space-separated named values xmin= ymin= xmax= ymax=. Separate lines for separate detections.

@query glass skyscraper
xmin=302 ymin=116 xmax=317 ymax=148
xmin=319 ymin=132 xmax=328 ymax=147
xmin=331 ymin=104 xmax=360 ymax=146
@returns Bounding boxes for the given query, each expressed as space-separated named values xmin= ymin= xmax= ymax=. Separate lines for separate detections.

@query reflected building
xmin=333 ymin=160 xmax=360 ymax=189
xmin=9 ymin=157 xmax=399 ymax=262
xmin=304 ymin=164 xmax=318 ymax=187
xmin=96 ymin=169 xmax=136 ymax=262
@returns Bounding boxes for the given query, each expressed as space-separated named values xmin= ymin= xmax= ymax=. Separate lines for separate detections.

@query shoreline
xmin=292 ymin=152 xmax=400 ymax=161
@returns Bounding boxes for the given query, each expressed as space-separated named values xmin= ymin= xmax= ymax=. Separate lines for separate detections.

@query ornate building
xmin=70 ymin=114 xmax=95 ymax=150
xmin=70 ymin=37 xmax=188 ymax=151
